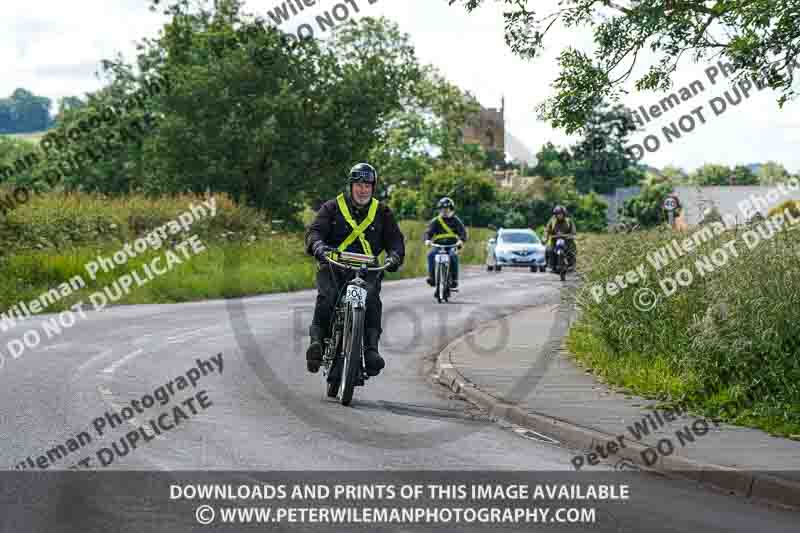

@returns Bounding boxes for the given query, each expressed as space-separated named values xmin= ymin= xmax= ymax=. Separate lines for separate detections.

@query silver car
xmin=486 ymin=228 xmax=547 ymax=272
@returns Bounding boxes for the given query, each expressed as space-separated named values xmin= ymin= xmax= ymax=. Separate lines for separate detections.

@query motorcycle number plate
xmin=435 ymin=254 xmax=450 ymax=263
xmin=344 ymin=285 xmax=367 ymax=308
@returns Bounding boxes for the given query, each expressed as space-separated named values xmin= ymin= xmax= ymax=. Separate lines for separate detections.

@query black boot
xmin=306 ymin=325 xmax=324 ymax=373
xmin=363 ymin=328 xmax=385 ymax=377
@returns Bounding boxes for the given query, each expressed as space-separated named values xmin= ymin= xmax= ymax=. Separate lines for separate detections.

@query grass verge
xmin=569 ymin=224 xmax=800 ymax=437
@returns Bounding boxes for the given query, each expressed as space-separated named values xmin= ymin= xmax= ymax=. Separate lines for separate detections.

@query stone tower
xmin=460 ymin=96 xmax=505 ymax=156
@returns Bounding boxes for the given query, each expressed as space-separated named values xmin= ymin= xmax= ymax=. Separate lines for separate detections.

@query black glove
xmin=313 ymin=242 xmax=335 ymax=261
xmin=385 ymin=252 xmax=401 ymax=272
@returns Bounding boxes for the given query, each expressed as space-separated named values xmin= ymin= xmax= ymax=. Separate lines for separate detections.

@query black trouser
xmin=310 ymin=264 xmax=383 ymax=337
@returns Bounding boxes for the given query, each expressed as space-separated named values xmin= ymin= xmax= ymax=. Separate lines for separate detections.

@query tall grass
xmin=570 ymin=221 xmax=800 ymax=435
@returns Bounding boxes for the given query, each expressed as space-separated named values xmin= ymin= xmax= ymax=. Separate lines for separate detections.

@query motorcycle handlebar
xmin=323 ymin=254 xmax=392 ymax=272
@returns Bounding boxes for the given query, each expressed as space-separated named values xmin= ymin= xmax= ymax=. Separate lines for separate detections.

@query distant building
xmin=672 ymin=185 xmax=800 ymax=225
xmin=493 ymin=169 xmax=539 ymax=191
xmin=460 ymin=97 xmax=505 ymax=157
xmin=602 ymin=184 xmax=800 ymax=227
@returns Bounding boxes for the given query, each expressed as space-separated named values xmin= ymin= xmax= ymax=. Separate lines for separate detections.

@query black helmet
xmin=348 ymin=163 xmax=378 ymax=187
xmin=437 ymin=197 xmax=455 ymax=210
xmin=553 ymin=205 xmax=566 ymax=216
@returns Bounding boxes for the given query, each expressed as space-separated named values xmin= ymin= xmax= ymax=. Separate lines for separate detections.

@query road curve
xmin=0 ymin=267 xmax=796 ymax=532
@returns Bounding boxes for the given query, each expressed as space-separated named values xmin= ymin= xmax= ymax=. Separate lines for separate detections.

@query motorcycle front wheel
xmin=436 ymin=262 xmax=449 ymax=303
xmin=338 ymin=304 xmax=364 ymax=406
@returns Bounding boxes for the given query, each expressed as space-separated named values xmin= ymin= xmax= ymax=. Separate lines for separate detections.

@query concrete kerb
xmin=431 ymin=305 xmax=800 ymax=511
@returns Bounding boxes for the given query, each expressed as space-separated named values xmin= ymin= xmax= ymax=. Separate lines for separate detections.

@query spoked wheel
xmin=436 ymin=263 xmax=449 ymax=303
xmin=338 ymin=305 xmax=364 ymax=406
xmin=326 ymin=330 xmax=342 ymax=397
xmin=327 ymin=381 xmax=338 ymax=398
xmin=437 ymin=275 xmax=444 ymax=303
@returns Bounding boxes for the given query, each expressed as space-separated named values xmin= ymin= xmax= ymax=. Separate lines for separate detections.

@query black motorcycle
xmin=320 ymin=251 xmax=391 ymax=406
xmin=551 ymin=234 xmax=575 ymax=282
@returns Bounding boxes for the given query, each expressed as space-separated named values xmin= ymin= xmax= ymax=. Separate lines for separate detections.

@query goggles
xmin=350 ymin=170 xmax=377 ymax=184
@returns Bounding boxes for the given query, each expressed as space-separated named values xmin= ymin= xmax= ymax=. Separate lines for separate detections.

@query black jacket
xmin=305 ymin=194 xmax=405 ymax=263
xmin=423 ymin=215 xmax=467 ymax=245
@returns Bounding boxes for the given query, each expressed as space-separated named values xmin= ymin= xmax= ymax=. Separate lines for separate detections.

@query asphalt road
xmin=0 ymin=266 xmax=796 ymax=532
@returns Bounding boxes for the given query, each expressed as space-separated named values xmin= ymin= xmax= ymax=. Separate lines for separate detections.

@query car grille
xmin=512 ymin=250 xmax=532 ymax=256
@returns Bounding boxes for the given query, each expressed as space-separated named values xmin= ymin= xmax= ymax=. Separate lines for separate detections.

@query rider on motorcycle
xmin=304 ymin=163 xmax=405 ymax=376
xmin=423 ymin=197 xmax=467 ymax=288
xmin=543 ymin=205 xmax=577 ymax=272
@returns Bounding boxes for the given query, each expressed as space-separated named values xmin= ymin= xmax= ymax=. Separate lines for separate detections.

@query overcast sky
xmin=3 ymin=0 xmax=799 ymax=173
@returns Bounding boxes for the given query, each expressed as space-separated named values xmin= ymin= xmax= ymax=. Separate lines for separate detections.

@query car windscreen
xmin=499 ymin=232 xmax=538 ymax=244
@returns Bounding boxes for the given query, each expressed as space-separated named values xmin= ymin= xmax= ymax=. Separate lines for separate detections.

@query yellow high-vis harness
xmin=336 ymin=193 xmax=379 ymax=256
xmin=432 ymin=215 xmax=458 ymax=242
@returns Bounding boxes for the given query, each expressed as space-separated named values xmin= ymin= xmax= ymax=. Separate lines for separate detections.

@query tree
xmin=621 ymin=180 xmax=676 ymax=227
xmin=689 ymin=164 xmax=733 ymax=186
xmin=660 ymin=164 xmax=688 ymax=184
xmin=0 ymin=88 xmax=53 ymax=133
xmin=532 ymin=142 xmax=569 ymax=179
xmin=484 ymin=149 xmax=507 ymax=170
xmin=758 ymin=161 xmax=790 ymax=184
xmin=420 ymin=165 xmax=497 ymax=226
xmin=368 ymin=67 xmax=481 ymax=190
xmin=74 ymin=0 xmax=426 ymax=223
xmin=564 ymin=101 xmax=644 ymax=194
xmin=0 ymin=136 xmax=39 ymax=182
xmin=55 ymin=97 xmax=86 ymax=123
xmin=387 ymin=186 xmax=421 ymax=220
xmin=730 ymin=164 xmax=759 ymax=185
xmin=450 ymin=0 xmax=800 ymax=134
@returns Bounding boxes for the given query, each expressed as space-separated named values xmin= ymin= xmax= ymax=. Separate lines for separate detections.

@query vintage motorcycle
xmin=430 ymin=243 xmax=460 ymax=304
xmin=551 ymin=233 xmax=575 ymax=282
xmin=320 ymin=251 xmax=391 ymax=406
